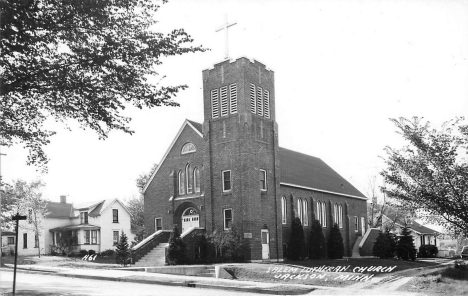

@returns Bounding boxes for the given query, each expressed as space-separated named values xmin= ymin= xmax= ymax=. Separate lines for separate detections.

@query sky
xmin=2 ymin=0 xmax=468 ymax=207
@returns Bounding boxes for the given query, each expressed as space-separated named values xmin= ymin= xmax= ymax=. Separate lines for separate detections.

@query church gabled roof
xmin=142 ymin=119 xmax=203 ymax=194
xmin=279 ymin=147 xmax=366 ymax=199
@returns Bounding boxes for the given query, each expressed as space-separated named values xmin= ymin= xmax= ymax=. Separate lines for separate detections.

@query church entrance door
xmin=261 ymin=229 xmax=270 ymax=260
xmin=181 ymin=207 xmax=199 ymax=233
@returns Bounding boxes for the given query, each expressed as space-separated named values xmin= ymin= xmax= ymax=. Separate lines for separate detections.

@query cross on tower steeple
xmin=215 ymin=14 xmax=237 ymax=60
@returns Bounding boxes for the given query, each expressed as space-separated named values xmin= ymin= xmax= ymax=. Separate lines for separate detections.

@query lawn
xmin=2 ymin=255 xmax=121 ymax=269
xmin=397 ymin=266 xmax=468 ymax=295
xmin=224 ymin=258 xmax=441 ymax=288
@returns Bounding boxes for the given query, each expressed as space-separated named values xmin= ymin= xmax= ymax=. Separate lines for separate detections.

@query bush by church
xmin=289 ymin=217 xmax=306 ymax=260
xmin=327 ymin=223 xmax=345 ymax=259
xmin=396 ymin=225 xmax=417 ymax=261
xmin=372 ymin=229 xmax=396 ymax=259
xmin=308 ymin=220 xmax=326 ymax=260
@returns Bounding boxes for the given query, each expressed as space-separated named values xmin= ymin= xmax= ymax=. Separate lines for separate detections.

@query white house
xmin=15 ymin=196 xmax=136 ymax=256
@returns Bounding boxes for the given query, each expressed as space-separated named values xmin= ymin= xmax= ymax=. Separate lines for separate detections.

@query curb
xmin=1 ymin=267 xmax=314 ymax=295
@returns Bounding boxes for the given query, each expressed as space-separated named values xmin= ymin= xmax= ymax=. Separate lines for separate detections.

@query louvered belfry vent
xmin=220 ymin=86 xmax=228 ymax=116
xmin=250 ymin=83 xmax=256 ymax=114
xmin=229 ymin=83 xmax=237 ymax=114
xmin=264 ymin=90 xmax=270 ymax=119
xmin=211 ymin=89 xmax=219 ymax=119
xmin=257 ymin=86 xmax=263 ymax=116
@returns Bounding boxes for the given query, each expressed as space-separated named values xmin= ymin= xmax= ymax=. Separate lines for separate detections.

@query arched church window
xmin=281 ymin=196 xmax=287 ymax=224
xmin=303 ymin=199 xmax=308 ymax=226
xmin=338 ymin=204 xmax=343 ymax=229
xmin=178 ymin=170 xmax=185 ymax=195
xmin=193 ymin=167 xmax=200 ymax=193
xmin=181 ymin=143 xmax=196 ymax=155
xmin=297 ymin=198 xmax=303 ymax=224
xmin=316 ymin=201 xmax=321 ymax=226
xmin=321 ymin=202 xmax=327 ymax=228
xmin=186 ymin=164 xmax=193 ymax=194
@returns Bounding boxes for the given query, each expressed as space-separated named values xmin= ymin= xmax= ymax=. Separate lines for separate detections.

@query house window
xmin=260 ymin=169 xmax=267 ymax=191
xmin=85 ymin=230 xmax=90 ymax=244
xmin=8 ymin=237 xmax=14 ymax=245
xmin=355 ymin=216 xmax=358 ymax=232
xmin=155 ymin=218 xmax=162 ymax=231
xmin=34 ymin=234 xmax=38 ymax=248
xmin=303 ymin=199 xmax=309 ymax=226
xmin=181 ymin=142 xmax=196 ymax=154
xmin=222 ymin=170 xmax=231 ymax=192
xmin=23 ymin=233 xmax=27 ymax=249
xmin=224 ymin=208 xmax=233 ymax=230
xmin=113 ymin=209 xmax=119 ymax=223
xmin=186 ymin=164 xmax=193 ymax=194
xmin=193 ymin=167 xmax=200 ymax=193
xmin=178 ymin=170 xmax=185 ymax=195
xmin=91 ymin=230 xmax=97 ymax=244
xmin=80 ymin=212 xmax=88 ymax=224
xmin=113 ymin=231 xmax=119 ymax=246
xmin=281 ymin=196 xmax=287 ymax=225
xmin=297 ymin=198 xmax=303 ymax=224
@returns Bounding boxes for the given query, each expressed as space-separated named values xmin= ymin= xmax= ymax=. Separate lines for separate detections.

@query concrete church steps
xmin=134 ymin=243 xmax=168 ymax=267
xmin=196 ymin=267 xmax=216 ymax=277
xmin=352 ymin=236 xmax=363 ymax=257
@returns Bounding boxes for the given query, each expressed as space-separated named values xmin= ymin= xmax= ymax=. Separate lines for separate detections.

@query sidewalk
xmin=2 ymin=264 xmax=319 ymax=295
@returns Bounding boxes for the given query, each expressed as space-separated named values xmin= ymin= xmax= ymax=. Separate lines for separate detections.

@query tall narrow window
xmin=250 ymin=84 xmax=256 ymax=114
xmin=281 ymin=196 xmax=287 ymax=224
xmin=186 ymin=164 xmax=193 ymax=194
xmin=338 ymin=205 xmax=343 ymax=228
xmin=354 ymin=216 xmax=358 ymax=232
xmin=80 ymin=212 xmax=88 ymax=224
xmin=220 ymin=86 xmax=228 ymax=116
xmin=35 ymin=234 xmax=39 ymax=247
xmin=113 ymin=209 xmax=119 ymax=223
xmin=334 ymin=204 xmax=338 ymax=225
xmin=223 ymin=208 xmax=233 ymax=230
xmin=178 ymin=170 xmax=185 ymax=195
xmin=316 ymin=201 xmax=322 ymax=226
xmin=211 ymin=89 xmax=219 ymax=118
xmin=23 ymin=233 xmax=27 ymax=248
xmin=85 ymin=230 xmax=90 ymax=244
xmin=91 ymin=230 xmax=97 ymax=244
xmin=113 ymin=231 xmax=119 ymax=246
xmin=257 ymin=86 xmax=263 ymax=116
xmin=297 ymin=198 xmax=303 ymax=224
xmin=303 ymin=199 xmax=308 ymax=226
xmin=222 ymin=170 xmax=231 ymax=192
xmin=264 ymin=90 xmax=270 ymax=118
xmin=229 ymin=83 xmax=237 ymax=114
xmin=193 ymin=167 xmax=200 ymax=193
xmin=155 ymin=218 xmax=162 ymax=231
xmin=259 ymin=169 xmax=267 ymax=191
xmin=321 ymin=202 xmax=327 ymax=227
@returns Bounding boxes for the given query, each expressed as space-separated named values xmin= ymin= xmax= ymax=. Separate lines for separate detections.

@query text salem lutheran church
xmin=139 ymin=57 xmax=367 ymax=262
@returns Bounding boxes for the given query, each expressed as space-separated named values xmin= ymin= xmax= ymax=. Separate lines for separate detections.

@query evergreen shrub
xmin=327 ymin=223 xmax=345 ymax=259
xmin=289 ymin=217 xmax=305 ymax=260
xmin=308 ymin=220 xmax=326 ymax=260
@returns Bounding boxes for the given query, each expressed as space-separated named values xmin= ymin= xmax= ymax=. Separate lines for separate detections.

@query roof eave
xmin=280 ymin=182 xmax=367 ymax=200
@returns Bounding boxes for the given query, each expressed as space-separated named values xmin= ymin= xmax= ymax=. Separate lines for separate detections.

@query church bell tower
xmin=201 ymin=57 xmax=282 ymax=261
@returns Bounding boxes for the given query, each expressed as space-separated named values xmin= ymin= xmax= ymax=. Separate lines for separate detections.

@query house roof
xmin=45 ymin=202 xmax=73 ymax=218
xmin=409 ymin=220 xmax=439 ymax=235
xmin=1 ymin=231 xmax=15 ymax=236
xmin=279 ymin=147 xmax=366 ymax=199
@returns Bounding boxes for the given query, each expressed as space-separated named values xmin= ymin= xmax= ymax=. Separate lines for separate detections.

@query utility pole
xmin=12 ymin=213 xmax=27 ymax=296
xmin=0 ymin=146 xmax=6 ymax=267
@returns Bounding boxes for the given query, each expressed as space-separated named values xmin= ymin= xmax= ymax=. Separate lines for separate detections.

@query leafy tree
xmin=327 ymin=223 xmax=345 ymax=259
xmin=115 ymin=232 xmax=131 ymax=266
xmin=0 ymin=184 xmax=18 ymax=232
xmin=396 ymin=225 xmax=417 ymax=261
xmin=308 ymin=220 xmax=326 ymax=260
xmin=136 ymin=163 xmax=158 ymax=193
xmin=0 ymin=0 xmax=206 ymax=170
xmin=125 ymin=194 xmax=146 ymax=245
xmin=8 ymin=180 xmax=48 ymax=257
xmin=206 ymin=225 xmax=245 ymax=262
xmin=372 ymin=229 xmax=396 ymax=259
xmin=381 ymin=117 xmax=468 ymax=237
xmin=289 ymin=217 xmax=305 ymax=260
xmin=166 ymin=225 xmax=187 ymax=265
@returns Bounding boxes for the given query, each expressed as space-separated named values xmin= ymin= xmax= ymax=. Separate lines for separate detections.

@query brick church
xmin=142 ymin=57 xmax=367 ymax=261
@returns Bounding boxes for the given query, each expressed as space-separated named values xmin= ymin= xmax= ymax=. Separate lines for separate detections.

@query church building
xmin=142 ymin=57 xmax=367 ymax=261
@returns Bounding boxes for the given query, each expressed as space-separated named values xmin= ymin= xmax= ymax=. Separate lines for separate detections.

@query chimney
xmin=60 ymin=195 xmax=67 ymax=203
